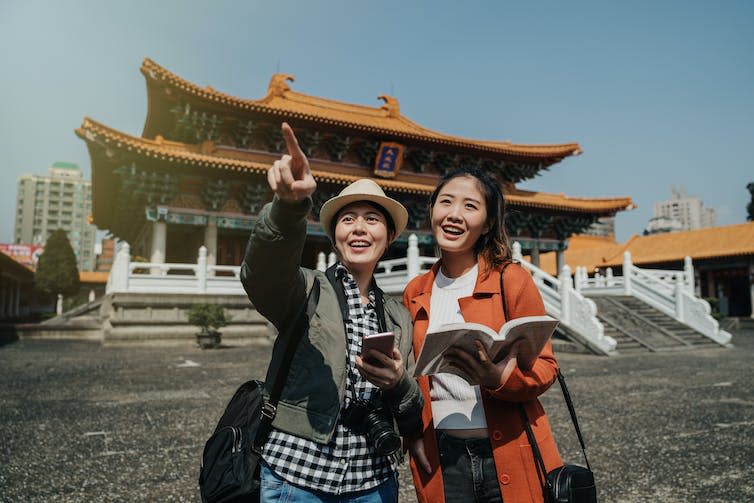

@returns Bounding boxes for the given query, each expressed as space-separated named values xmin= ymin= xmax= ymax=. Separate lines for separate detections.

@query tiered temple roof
xmin=77 ymin=117 xmax=633 ymax=233
xmin=141 ymin=58 xmax=581 ymax=162
xmin=535 ymin=222 xmax=754 ymax=275
xmin=77 ymin=58 xmax=634 ymax=247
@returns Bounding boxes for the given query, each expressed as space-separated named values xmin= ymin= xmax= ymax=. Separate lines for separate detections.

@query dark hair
xmin=430 ymin=166 xmax=511 ymax=274
xmin=330 ymin=201 xmax=396 ymax=240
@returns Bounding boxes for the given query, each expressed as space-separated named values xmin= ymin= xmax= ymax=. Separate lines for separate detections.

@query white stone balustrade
xmin=577 ymin=251 xmax=731 ymax=345
xmin=513 ymin=242 xmax=615 ymax=354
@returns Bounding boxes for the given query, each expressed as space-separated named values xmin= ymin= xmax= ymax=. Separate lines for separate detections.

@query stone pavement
xmin=1 ymin=327 xmax=753 ymax=502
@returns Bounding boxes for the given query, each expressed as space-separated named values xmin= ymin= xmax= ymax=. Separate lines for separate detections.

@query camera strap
xmin=253 ymin=277 xmax=320 ymax=452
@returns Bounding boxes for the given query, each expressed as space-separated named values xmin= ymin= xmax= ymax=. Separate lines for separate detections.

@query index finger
xmin=281 ymin=122 xmax=305 ymax=160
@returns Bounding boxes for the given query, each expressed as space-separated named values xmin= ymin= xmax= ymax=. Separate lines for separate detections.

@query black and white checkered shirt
xmin=262 ymin=264 xmax=394 ymax=494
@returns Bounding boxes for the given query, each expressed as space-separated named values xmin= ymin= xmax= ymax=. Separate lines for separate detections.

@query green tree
xmin=35 ymin=229 xmax=80 ymax=298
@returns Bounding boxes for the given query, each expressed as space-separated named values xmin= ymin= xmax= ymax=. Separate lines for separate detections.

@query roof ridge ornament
xmin=268 ymin=73 xmax=295 ymax=97
xmin=378 ymin=95 xmax=400 ymax=118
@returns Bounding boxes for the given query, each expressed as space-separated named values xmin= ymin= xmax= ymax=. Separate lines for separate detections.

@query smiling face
xmin=431 ymin=175 xmax=490 ymax=271
xmin=333 ymin=201 xmax=393 ymax=277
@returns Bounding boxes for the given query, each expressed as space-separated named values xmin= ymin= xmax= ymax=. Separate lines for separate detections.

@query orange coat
xmin=403 ymin=260 xmax=562 ymax=503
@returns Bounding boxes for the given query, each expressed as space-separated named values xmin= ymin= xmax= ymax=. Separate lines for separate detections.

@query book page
xmin=414 ymin=322 xmax=498 ymax=383
xmin=488 ymin=316 xmax=559 ymax=368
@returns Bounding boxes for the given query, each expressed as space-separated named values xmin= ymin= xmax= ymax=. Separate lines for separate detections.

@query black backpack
xmin=199 ymin=279 xmax=320 ymax=503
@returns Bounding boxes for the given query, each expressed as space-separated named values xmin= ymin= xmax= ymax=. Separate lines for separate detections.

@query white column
xmin=684 ymin=256 xmax=694 ymax=295
xmin=674 ymin=274 xmax=684 ymax=321
xmin=327 ymin=252 xmax=336 ymax=268
xmin=56 ymin=294 xmax=63 ymax=315
xmin=204 ymin=216 xmax=218 ymax=277
xmin=407 ymin=234 xmax=420 ymax=279
xmin=512 ymin=242 xmax=523 ymax=262
xmin=623 ymin=251 xmax=633 ymax=295
xmin=197 ymin=246 xmax=207 ymax=293
xmin=108 ymin=242 xmax=131 ymax=294
xmin=150 ymin=220 xmax=167 ymax=275
xmin=316 ymin=252 xmax=327 ymax=272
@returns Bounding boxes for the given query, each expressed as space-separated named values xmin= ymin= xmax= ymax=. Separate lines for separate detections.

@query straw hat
xmin=319 ymin=179 xmax=408 ymax=243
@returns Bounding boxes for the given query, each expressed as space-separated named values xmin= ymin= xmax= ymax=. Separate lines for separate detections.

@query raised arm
xmin=240 ymin=123 xmax=318 ymax=330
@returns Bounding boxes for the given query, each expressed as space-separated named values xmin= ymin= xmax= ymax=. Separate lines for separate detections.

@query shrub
xmin=187 ymin=304 xmax=230 ymax=335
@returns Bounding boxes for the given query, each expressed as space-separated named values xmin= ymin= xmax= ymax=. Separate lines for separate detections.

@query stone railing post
xmin=328 ymin=252 xmax=336 ymax=268
xmin=107 ymin=242 xmax=131 ymax=294
xmin=675 ymin=274 xmax=684 ymax=321
xmin=407 ymin=234 xmax=420 ymax=279
xmin=512 ymin=241 xmax=523 ymax=262
xmin=197 ymin=246 xmax=207 ymax=293
xmin=684 ymin=256 xmax=694 ymax=295
xmin=559 ymin=265 xmax=573 ymax=324
xmin=623 ymin=251 xmax=633 ymax=295
xmin=574 ymin=266 xmax=585 ymax=293
xmin=606 ymin=267 xmax=614 ymax=287
xmin=316 ymin=252 xmax=327 ymax=272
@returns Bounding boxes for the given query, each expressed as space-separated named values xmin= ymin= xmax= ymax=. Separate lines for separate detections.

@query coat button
xmin=492 ymin=430 xmax=503 ymax=441
xmin=500 ymin=473 xmax=511 ymax=485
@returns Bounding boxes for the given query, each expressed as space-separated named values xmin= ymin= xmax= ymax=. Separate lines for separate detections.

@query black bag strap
xmin=498 ymin=259 xmax=514 ymax=321
xmin=498 ymin=261 xmax=591 ymax=476
xmin=253 ymin=277 xmax=320 ymax=451
xmin=519 ymin=371 xmax=592 ymax=474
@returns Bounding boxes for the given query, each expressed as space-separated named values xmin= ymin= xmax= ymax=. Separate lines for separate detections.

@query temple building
xmin=77 ymin=58 xmax=634 ymax=272
xmin=535 ymin=223 xmax=754 ymax=318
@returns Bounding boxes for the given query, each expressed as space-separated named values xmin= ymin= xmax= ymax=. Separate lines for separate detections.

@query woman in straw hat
xmin=241 ymin=123 xmax=423 ymax=502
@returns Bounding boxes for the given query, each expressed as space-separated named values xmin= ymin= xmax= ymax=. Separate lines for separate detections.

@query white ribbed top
xmin=428 ymin=264 xmax=488 ymax=430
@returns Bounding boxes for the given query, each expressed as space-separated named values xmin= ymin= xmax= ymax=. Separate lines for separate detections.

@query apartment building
xmin=13 ymin=162 xmax=97 ymax=271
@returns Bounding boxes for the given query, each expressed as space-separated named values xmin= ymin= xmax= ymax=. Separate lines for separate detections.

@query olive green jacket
xmin=240 ymin=195 xmax=422 ymax=444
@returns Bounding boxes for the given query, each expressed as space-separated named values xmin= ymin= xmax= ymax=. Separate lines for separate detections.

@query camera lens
xmin=342 ymin=398 xmax=401 ymax=457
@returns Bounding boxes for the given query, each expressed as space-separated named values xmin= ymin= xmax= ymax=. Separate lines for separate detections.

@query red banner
xmin=0 ymin=244 xmax=44 ymax=268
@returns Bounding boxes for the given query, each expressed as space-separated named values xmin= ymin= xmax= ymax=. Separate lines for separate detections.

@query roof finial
xmin=268 ymin=74 xmax=295 ymax=97
xmin=378 ymin=95 xmax=400 ymax=118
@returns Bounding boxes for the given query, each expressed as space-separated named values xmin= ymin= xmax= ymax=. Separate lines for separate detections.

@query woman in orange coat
xmin=403 ymin=166 xmax=562 ymax=502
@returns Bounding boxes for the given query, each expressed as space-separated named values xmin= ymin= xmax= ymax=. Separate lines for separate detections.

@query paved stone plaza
xmin=1 ymin=326 xmax=753 ymax=502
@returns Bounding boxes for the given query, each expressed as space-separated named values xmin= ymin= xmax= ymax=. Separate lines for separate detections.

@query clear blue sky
xmin=1 ymin=0 xmax=752 ymax=244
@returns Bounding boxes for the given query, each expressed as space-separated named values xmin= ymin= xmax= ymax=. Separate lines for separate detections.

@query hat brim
xmin=320 ymin=193 xmax=408 ymax=243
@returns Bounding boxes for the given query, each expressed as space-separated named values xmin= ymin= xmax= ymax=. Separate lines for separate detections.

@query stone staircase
xmin=589 ymin=295 xmax=724 ymax=353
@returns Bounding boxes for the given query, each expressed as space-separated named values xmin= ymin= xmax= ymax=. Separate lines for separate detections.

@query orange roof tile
xmin=536 ymin=223 xmax=754 ymax=275
xmin=80 ymin=271 xmax=109 ymax=284
xmin=77 ymin=118 xmax=634 ymax=214
xmin=506 ymin=187 xmax=634 ymax=213
xmin=141 ymin=58 xmax=581 ymax=160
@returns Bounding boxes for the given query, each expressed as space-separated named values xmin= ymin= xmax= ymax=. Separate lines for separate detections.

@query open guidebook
xmin=413 ymin=315 xmax=559 ymax=384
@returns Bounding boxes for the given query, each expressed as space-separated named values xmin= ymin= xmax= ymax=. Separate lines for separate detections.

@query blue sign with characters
xmin=374 ymin=142 xmax=404 ymax=178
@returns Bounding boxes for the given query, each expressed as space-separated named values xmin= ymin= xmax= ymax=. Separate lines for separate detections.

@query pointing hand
xmin=267 ymin=123 xmax=316 ymax=201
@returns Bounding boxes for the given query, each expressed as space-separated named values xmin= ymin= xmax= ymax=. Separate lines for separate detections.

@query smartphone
xmin=361 ymin=331 xmax=395 ymax=365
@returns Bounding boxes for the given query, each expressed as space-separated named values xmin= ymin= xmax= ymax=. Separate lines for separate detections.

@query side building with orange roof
xmin=77 ymin=58 xmax=634 ymax=275
xmin=536 ymin=222 xmax=754 ymax=317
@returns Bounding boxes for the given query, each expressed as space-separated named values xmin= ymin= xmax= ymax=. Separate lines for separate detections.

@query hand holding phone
xmin=361 ymin=331 xmax=395 ymax=366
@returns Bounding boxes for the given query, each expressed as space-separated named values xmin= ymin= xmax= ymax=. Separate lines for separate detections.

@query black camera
xmin=341 ymin=397 xmax=401 ymax=458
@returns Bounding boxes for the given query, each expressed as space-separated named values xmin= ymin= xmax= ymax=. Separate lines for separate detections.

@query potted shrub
xmin=188 ymin=304 xmax=230 ymax=348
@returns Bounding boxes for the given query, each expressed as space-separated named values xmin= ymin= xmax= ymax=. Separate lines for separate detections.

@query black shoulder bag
xmin=499 ymin=262 xmax=597 ymax=503
xmin=198 ymin=278 xmax=320 ymax=503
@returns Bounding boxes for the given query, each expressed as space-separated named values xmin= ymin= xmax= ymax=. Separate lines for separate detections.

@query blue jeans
xmin=437 ymin=430 xmax=503 ymax=502
xmin=260 ymin=463 xmax=398 ymax=503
